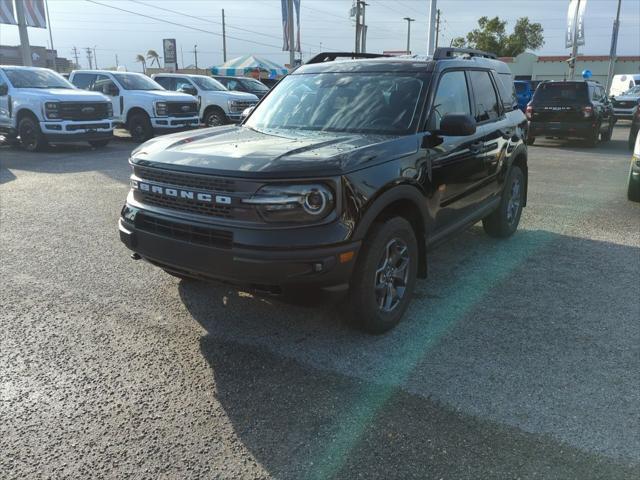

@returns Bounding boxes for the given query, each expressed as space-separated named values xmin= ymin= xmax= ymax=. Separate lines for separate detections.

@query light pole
xmin=427 ymin=0 xmax=437 ymax=55
xmin=404 ymin=17 xmax=415 ymax=54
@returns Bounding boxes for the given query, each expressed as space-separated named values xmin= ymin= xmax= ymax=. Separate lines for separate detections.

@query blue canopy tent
xmin=211 ymin=55 xmax=288 ymax=78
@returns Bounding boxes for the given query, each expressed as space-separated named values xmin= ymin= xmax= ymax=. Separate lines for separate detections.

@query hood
xmin=19 ymin=88 xmax=110 ymax=102
xmin=131 ymin=126 xmax=418 ymax=178
xmin=130 ymin=90 xmax=197 ymax=101
xmin=202 ymin=90 xmax=259 ymax=102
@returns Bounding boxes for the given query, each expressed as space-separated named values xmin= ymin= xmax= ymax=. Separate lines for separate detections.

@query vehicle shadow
xmin=0 ymin=138 xmax=134 ymax=185
xmin=179 ymin=227 xmax=640 ymax=479
xmin=531 ymin=124 xmax=631 ymax=155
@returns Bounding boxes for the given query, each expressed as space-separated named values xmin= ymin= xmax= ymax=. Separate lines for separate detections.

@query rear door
xmin=530 ymin=82 xmax=589 ymax=123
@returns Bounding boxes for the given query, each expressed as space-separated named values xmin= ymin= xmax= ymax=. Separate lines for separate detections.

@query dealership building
xmin=500 ymin=52 xmax=640 ymax=85
xmin=0 ymin=45 xmax=74 ymax=72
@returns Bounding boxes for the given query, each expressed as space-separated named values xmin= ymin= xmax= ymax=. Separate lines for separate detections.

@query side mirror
xmin=241 ymin=106 xmax=254 ymax=120
xmin=180 ymin=86 xmax=197 ymax=96
xmin=439 ymin=113 xmax=477 ymax=136
xmin=0 ymin=84 xmax=8 ymax=96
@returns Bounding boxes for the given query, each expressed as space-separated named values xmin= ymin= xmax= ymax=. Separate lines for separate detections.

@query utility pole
xmin=605 ymin=0 xmax=622 ymax=93
xmin=222 ymin=9 xmax=227 ymax=62
xmin=360 ymin=2 xmax=368 ymax=53
xmin=354 ymin=0 xmax=361 ymax=54
xmin=93 ymin=47 xmax=98 ymax=69
xmin=434 ymin=9 xmax=441 ymax=50
xmin=115 ymin=53 xmax=119 ymax=67
xmin=287 ymin=0 xmax=295 ymax=67
xmin=569 ymin=0 xmax=581 ymax=80
xmin=404 ymin=17 xmax=415 ymax=55
xmin=72 ymin=46 xmax=80 ymax=68
xmin=14 ymin=0 xmax=32 ymax=66
xmin=85 ymin=47 xmax=93 ymax=69
xmin=44 ymin=0 xmax=56 ymax=70
xmin=180 ymin=46 xmax=184 ymax=69
xmin=427 ymin=0 xmax=437 ymax=55
xmin=193 ymin=45 xmax=199 ymax=72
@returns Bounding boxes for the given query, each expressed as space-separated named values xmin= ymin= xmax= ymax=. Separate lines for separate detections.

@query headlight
xmin=44 ymin=101 xmax=60 ymax=120
xmin=106 ymin=102 xmax=113 ymax=118
xmin=243 ymin=184 xmax=335 ymax=223
xmin=155 ymin=101 xmax=168 ymax=116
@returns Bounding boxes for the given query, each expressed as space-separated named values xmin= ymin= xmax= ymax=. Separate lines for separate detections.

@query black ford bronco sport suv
xmin=119 ymin=48 xmax=528 ymax=333
xmin=526 ymin=80 xmax=615 ymax=147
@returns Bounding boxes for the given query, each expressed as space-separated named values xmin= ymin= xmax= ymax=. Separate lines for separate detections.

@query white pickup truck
xmin=69 ymin=70 xmax=199 ymax=142
xmin=0 ymin=65 xmax=114 ymax=151
xmin=152 ymin=73 xmax=259 ymax=126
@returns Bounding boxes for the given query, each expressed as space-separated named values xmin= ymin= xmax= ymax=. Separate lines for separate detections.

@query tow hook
xmin=130 ymin=253 xmax=141 ymax=260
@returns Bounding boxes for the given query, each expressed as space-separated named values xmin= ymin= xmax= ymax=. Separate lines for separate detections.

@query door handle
xmin=468 ymin=141 xmax=483 ymax=153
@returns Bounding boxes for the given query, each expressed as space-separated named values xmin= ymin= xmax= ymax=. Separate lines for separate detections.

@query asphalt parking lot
xmin=1 ymin=126 xmax=639 ymax=479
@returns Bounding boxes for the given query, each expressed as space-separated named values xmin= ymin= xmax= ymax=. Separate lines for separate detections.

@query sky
xmin=0 ymin=0 xmax=638 ymax=72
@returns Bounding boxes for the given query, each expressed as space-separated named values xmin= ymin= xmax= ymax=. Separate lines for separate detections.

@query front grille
xmin=613 ymin=100 xmax=635 ymax=108
xmin=59 ymin=102 xmax=110 ymax=121
xmin=229 ymin=101 xmax=258 ymax=113
xmin=133 ymin=165 xmax=236 ymax=193
xmin=141 ymin=193 xmax=233 ymax=219
xmin=66 ymin=122 xmax=110 ymax=131
xmin=136 ymin=213 xmax=233 ymax=249
xmin=166 ymin=102 xmax=198 ymax=117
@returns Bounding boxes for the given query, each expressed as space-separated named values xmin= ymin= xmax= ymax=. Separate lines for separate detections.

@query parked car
xmin=212 ymin=75 xmax=270 ymax=99
xmin=629 ymin=107 xmax=640 ymax=150
xmin=69 ymin=70 xmax=199 ymax=142
xmin=0 ymin=65 xmax=113 ymax=151
xmin=609 ymin=73 xmax=640 ymax=97
xmin=514 ymin=80 xmax=533 ymax=111
xmin=118 ymin=47 xmax=528 ymax=333
xmin=152 ymin=73 xmax=258 ymax=127
xmin=628 ymin=130 xmax=640 ymax=202
xmin=526 ymin=80 xmax=615 ymax=147
xmin=611 ymin=85 xmax=640 ymax=120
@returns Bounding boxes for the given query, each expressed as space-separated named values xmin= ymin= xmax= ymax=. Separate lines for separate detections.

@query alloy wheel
xmin=374 ymin=238 xmax=410 ymax=312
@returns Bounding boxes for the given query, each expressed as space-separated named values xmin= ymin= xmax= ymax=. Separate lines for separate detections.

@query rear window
xmin=534 ymin=83 xmax=588 ymax=103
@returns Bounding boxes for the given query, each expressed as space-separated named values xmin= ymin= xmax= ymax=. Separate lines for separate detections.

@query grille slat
xmin=166 ymin=102 xmax=198 ymax=117
xmin=136 ymin=213 xmax=233 ymax=249
xmin=59 ymin=102 xmax=110 ymax=121
xmin=134 ymin=165 xmax=236 ymax=193
xmin=141 ymin=194 xmax=233 ymax=219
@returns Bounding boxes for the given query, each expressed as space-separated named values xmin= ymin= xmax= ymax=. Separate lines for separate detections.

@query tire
xmin=600 ymin=121 xmax=613 ymax=142
xmin=128 ymin=112 xmax=153 ymax=143
xmin=204 ymin=108 xmax=227 ymax=127
xmin=483 ymin=165 xmax=525 ymax=238
xmin=526 ymin=136 xmax=535 ymax=146
xmin=89 ymin=139 xmax=110 ymax=148
xmin=348 ymin=217 xmax=418 ymax=334
xmin=628 ymin=170 xmax=640 ymax=202
xmin=18 ymin=115 xmax=48 ymax=152
xmin=586 ymin=125 xmax=600 ymax=148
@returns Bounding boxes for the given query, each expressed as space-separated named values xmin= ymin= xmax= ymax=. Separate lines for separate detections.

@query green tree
xmin=135 ymin=54 xmax=147 ymax=74
xmin=451 ymin=16 xmax=544 ymax=57
xmin=146 ymin=49 xmax=161 ymax=68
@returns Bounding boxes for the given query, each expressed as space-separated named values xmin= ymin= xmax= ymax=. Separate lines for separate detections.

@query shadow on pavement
xmin=177 ymin=228 xmax=640 ymax=479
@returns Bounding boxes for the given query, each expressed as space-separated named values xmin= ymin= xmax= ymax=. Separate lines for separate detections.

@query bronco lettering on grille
xmin=131 ymin=180 xmax=231 ymax=205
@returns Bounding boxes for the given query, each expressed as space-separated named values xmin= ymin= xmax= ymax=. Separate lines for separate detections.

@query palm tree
xmin=135 ymin=54 xmax=147 ymax=74
xmin=146 ymin=49 xmax=161 ymax=68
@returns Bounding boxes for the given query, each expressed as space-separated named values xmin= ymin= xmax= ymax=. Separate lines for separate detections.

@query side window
xmin=154 ymin=77 xmax=175 ymax=90
xmin=215 ymin=78 xmax=227 ymax=87
xmin=175 ymin=78 xmax=192 ymax=91
xmin=428 ymin=70 xmax=471 ymax=130
xmin=71 ymin=73 xmax=97 ymax=90
xmin=496 ymin=72 xmax=517 ymax=110
xmin=91 ymin=74 xmax=117 ymax=96
xmin=0 ymin=76 xmax=8 ymax=96
xmin=469 ymin=70 xmax=501 ymax=123
xmin=226 ymin=79 xmax=239 ymax=91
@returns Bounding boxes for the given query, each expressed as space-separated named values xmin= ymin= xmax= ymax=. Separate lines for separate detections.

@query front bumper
xmin=40 ymin=120 xmax=113 ymax=142
xmin=529 ymin=120 xmax=595 ymax=138
xmin=118 ymin=206 xmax=359 ymax=291
xmin=613 ymin=108 xmax=637 ymax=119
xmin=151 ymin=116 xmax=200 ymax=130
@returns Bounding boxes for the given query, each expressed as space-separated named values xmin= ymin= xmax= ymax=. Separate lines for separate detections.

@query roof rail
xmin=433 ymin=47 xmax=497 ymax=60
xmin=305 ymin=52 xmax=389 ymax=65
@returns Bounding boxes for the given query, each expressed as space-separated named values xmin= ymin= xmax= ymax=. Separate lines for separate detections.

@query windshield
xmin=192 ymin=76 xmax=227 ymax=91
xmin=241 ymin=78 xmax=269 ymax=92
xmin=246 ymin=72 xmax=427 ymax=135
xmin=622 ymin=85 xmax=640 ymax=96
xmin=3 ymin=68 xmax=73 ymax=89
xmin=113 ymin=73 xmax=163 ymax=91
xmin=533 ymin=82 xmax=588 ymax=103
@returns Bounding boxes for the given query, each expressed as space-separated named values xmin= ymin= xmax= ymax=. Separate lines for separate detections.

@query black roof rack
xmin=305 ymin=52 xmax=389 ymax=65
xmin=433 ymin=47 xmax=497 ymax=60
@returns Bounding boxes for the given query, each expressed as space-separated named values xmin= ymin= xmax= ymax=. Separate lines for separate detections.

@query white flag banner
xmin=566 ymin=0 xmax=587 ymax=48
xmin=576 ymin=0 xmax=587 ymax=46
xmin=281 ymin=0 xmax=301 ymax=52
xmin=0 ymin=0 xmax=17 ymax=25
xmin=24 ymin=0 xmax=47 ymax=28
